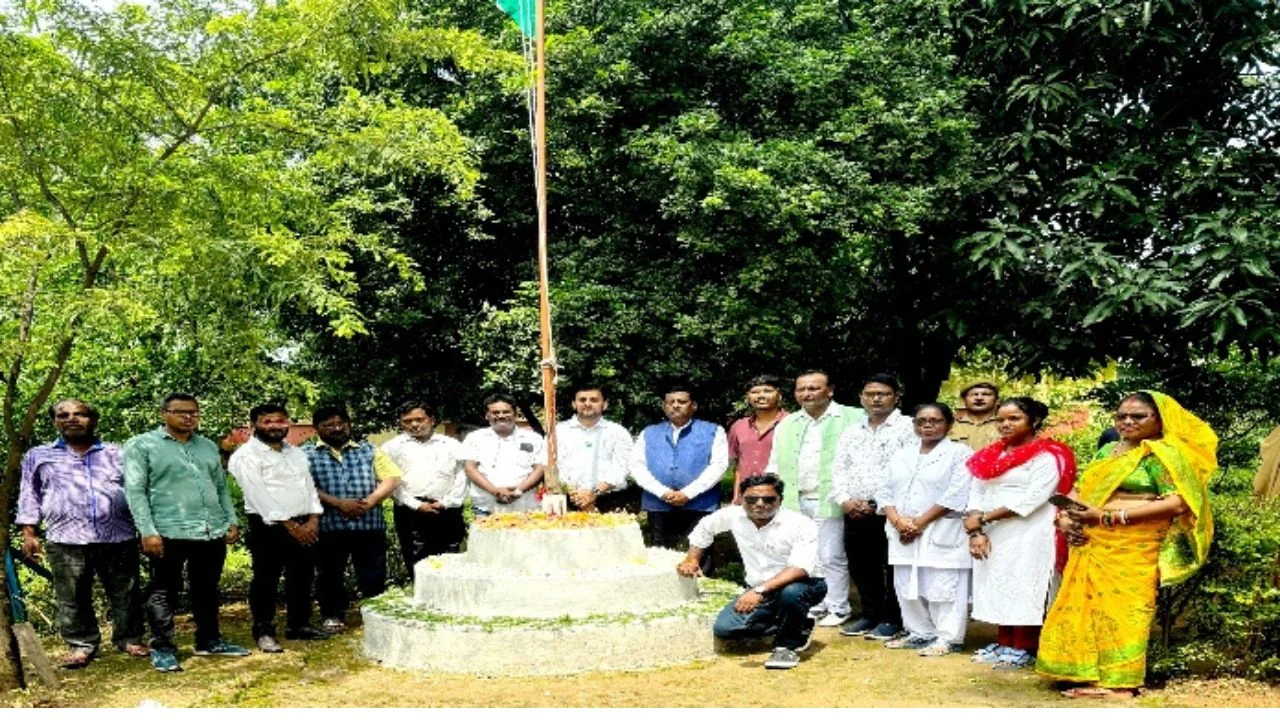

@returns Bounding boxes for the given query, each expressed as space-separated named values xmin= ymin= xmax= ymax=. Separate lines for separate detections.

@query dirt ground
xmin=6 ymin=604 xmax=1279 ymax=708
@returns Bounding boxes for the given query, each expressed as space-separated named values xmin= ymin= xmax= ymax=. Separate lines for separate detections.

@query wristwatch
xmin=751 ymin=585 xmax=769 ymax=596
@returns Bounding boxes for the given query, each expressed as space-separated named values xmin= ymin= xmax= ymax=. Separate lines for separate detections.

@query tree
xmin=0 ymin=0 xmax=492 ymax=688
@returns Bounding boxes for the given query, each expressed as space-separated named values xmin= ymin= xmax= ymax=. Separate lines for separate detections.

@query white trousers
xmin=894 ymin=565 xmax=970 ymax=645
xmin=798 ymin=499 xmax=850 ymax=615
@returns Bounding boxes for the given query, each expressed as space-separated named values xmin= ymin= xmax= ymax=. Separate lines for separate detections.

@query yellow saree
xmin=1036 ymin=392 xmax=1217 ymax=688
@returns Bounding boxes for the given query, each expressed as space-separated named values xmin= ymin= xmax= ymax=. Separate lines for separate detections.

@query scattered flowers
xmin=475 ymin=511 xmax=636 ymax=530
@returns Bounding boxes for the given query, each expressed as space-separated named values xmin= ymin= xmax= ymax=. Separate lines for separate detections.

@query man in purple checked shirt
xmin=17 ymin=399 xmax=148 ymax=669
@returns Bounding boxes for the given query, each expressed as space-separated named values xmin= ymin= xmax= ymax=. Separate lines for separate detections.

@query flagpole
xmin=534 ymin=0 xmax=560 ymax=495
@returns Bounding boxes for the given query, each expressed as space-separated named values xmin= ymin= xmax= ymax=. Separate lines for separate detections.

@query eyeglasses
xmin=861 ymin=391 xmax=896 ymax=400
xmin=913 ymin=418 xmax=947 ymax=426
xmin=164 ymin=409 xmax=200 ymax=418
xmin=743 ymin=496 xmax=779 ymax=506
xmin=1114 ymin=413 xmax=1154 ymax=423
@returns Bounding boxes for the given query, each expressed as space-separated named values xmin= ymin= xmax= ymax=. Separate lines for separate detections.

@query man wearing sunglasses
xmin=678 ymin=473 xmax=824 ymax=670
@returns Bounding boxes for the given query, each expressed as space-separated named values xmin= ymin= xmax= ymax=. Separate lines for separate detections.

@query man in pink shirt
xmin=727 ymin=375 xmax=788 ymax=504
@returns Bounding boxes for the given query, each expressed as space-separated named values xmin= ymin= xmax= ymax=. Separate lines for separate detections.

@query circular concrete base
xmin=361 ymin=581 xmax=737 ymax=676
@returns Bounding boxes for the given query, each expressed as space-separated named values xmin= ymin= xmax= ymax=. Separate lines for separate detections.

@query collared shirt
xmin=689 ymin=506 xmax=819 ymax=587
xmin=460 ymin=426 xmax=546 ymax=513
xmin=765 ymin=403 xmax=849 ymax=495
xmin=949 ymin=412 xmax=1001 ymax=450
xmin=227 ymin=436 xmax=322 ymax=524
xmin=831 ymin=409 xmax=918 ymax=503
xmin=304 ymin=438 xmax=401 ymax=532
xmin=629 ymin=424 xmax=729 ymax=500
xmin=554 ymin=416 xmax=632 ymax=492
xmin=728 ymin=411 xmax=788 ymax=482
xmin=17 ymin=439 xmax=136 ymax=545
xmin=381 ymin=432 xmax=467 ymax=509
xmin=123 ymin=427 xmax=236 ymax=540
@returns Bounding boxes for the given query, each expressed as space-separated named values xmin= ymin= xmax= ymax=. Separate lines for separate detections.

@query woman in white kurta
xmin=964 ymin=396 xmax=1073 ymax=669
xmin=875 ymin=403 xmax=974 ymax=656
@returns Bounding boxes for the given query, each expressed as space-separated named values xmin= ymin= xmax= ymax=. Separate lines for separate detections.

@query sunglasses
xmin=743 ymin=496 xmax=779 ymax=506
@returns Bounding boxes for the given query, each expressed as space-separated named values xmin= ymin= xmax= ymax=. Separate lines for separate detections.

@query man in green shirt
xmin=124 ymin=392 xmax=249 ymax=672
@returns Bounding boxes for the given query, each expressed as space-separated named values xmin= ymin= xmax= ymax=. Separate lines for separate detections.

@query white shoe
xmin=816 ymin=612 xmax=851 ymax=627
xmin=806 ymin=606 xmax=828 ymax=620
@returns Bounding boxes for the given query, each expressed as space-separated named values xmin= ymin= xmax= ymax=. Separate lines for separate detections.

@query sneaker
xmin=816 ymin=612 xmax=851 ymax=628
xmin=884 ymin=634 xmax=933 ymax=650
xmin=865 ymin=622 xmax=902 ymax=640
xmin=321 ymin=617 xmax=348 ymax=633
xmin=972 ymin=642 xmax=1003 ymax=662
xmin=763 ymin=647 xmax=801 ymax=670
xmin=975 ymin=645 xmax=1017 ymax=664
xmin=806 ymin=605 xmax=829 ymax=620
xmin=839 ymin=617 xmax=876 ymax=637
xmin=993 ymin=649 xmax=1035 ymax=670
xmin=284 ymin=626 xmax=331 ymax=641
xmin=194 ymin=641 xmax=251 ymax=657
xmin=795 ymin=618 xmax=817 ymax=653
xmin=150 ymin=648 xmax=182 ymax=673
xmin=256 ymin=636 xmax=284 ymax=654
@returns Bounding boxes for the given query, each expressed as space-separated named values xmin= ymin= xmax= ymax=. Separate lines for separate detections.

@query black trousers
xmin=648 ymin=508 xmax=714 ymax=576
xmin=844 ymin=513 xmax=902 ymax=626
xmin=392 ymin=503 xmax=466 ymax=576
xmin=247 ymin=515 xmax=318 ymax=638
xmin=46 ymin=541 xmax=144 ymax=653
xmin=315 ymin=530 xmax=387 ymax=620
xmin=145 ymin=537 xmax=227 ymax=652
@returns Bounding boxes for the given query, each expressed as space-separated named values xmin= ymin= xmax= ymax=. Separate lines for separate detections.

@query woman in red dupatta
xmin=963 ymin=397 xmax=1077 ymax=669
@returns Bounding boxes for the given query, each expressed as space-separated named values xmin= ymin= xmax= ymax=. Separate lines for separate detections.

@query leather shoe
xmin=284 ymin=626 xmax=331 ymax=641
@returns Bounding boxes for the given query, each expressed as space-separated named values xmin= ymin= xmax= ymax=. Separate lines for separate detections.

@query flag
xmin=496 ymin=0 xmax=535 ymax=37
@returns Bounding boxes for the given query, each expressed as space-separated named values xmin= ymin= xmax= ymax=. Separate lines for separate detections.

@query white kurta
xmin=966 ymin=452 xmax=1059 ymax=626
xmin=876 ymin=438 xmax=974 ymax=572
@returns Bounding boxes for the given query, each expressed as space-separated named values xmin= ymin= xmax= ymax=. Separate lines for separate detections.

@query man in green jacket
xmin=765 ymin=371 xmax=865 ymax=627
xmin=124 ymin=392 xmax=249 ymax=672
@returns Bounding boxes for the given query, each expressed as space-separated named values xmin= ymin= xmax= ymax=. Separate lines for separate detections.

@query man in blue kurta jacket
xmin=629 ymin=385 xmax=729 ymax=575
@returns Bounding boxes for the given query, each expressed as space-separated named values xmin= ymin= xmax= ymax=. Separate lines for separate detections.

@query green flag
xmin=496 ymin=0 xmax=535 ymax=37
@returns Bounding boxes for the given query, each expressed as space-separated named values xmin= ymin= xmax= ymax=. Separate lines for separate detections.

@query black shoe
xmin=284 ymin=626 xmax=332 ymax=641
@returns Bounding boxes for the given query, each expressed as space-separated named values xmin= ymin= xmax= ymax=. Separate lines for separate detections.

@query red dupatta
xmin=967 ymin=436 xmax=1078 ymax=571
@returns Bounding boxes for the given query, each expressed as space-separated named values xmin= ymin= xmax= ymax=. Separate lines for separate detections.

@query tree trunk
xmin=0 ymin=447 xmax=26 ymax=689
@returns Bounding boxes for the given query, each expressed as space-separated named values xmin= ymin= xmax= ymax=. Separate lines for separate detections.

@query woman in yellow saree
xmin=1036 ymin=391 xmax=1216 ymax=699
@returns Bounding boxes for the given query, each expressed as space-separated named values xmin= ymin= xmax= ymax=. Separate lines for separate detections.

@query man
xmin=304 ymin=404 xmax=402 ymax=632
xmin=679 ymin=473 xmax=824 ymax=670
xmin=555 ymin=384 xmax=633 ymax=512
xmin=460 ymin=393 xmax=546 ymax=515
xmin=17 ymin=399 xmax=147 ymax=669
xmin=124 ymin=393 xmax=248 ymax=672
xmin=381 ymin=400 xmax=467 ymax=573
xmin=727 ymin=375 xmax=788 ymax=505
xmin=227 ymin=402 xmax=327 ymax=654
xmin=630 ymin=384 xmax=728 ymax=576
xmin=765 ymin=371 xmax=864 ymax=627
xmin=832 ymin=373 xmax=916 ymax=640
xmin=949 ymin=382 xmax=1001 ymax=450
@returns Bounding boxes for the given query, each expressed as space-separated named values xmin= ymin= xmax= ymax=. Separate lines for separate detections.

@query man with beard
xmin=461 ymin=393 xmax=547 ymax=515
xmin=949 ymin=382 xmax=1001 ymax=450
xmin=679 ymin=473 xmax=823 ymax=670
xmin=631 ymin=384 xmax=728 ymax=575
xmin=18 ymin=399 xmax=147 ymax=669
xmin=727 ymin=375 xmax=788 ymax=504
xmin=227 ymin=402 xmax=328 ymax=653
xmin=554 ymin=384 xmax=633 ymax=512
xmin=304 ymin=404 xmax=402 ymax=633
xmin=766 ymin=371 xmax=864 ymax=627
xmin=382 ymin=400 xmax=467 ymax=571
xmin=124 ymin=393 xmax=248 ymax=672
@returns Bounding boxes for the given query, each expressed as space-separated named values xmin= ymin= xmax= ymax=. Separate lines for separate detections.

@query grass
xmin=6 ymin=601 xmax=1279 ymax=708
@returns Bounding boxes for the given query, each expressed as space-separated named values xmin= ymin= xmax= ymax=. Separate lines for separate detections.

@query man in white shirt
xmin=630 ymin=385 xmax=728 ymax=576
xmin=381 ymin=400 xmax=467 ymax=575
xmin=679 ymin=473 xmax=825 ymax=671
xmin=461 ymin=393 xmax=546 ymax=515
xmin=227 ymin=403 xmax=327 ymax=654
xmin=832 ymin=373 xmax=917 ymax=640
xmin=555 ymin=384 xmax=633 ymax=512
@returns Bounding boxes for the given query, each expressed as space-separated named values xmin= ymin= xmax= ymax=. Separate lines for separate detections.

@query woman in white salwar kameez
xmin=875 ymin=403 xmax=974 ymax=657
xmin=963 ymin=396 xmax=1077 ymax=670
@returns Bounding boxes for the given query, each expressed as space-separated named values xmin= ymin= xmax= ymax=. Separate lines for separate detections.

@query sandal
xmin=60 ymin=650 xmax=94 ymax=670
xmin=917 ymin=642 xmax=953 ymax=657
xmin=1061 ymin=686 xmax=1138 ymax=699
xmin=992 ymin=649 xmax=1034 ymax=670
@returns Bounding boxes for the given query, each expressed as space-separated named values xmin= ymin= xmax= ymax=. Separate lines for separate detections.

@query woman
xmin=964 ymin=397 xmax=1077 ymax=669
xmin=1037 ymin=392 xmax=1216 ymax=698
xmin=875 ymin=403 xmax=974 ymax=657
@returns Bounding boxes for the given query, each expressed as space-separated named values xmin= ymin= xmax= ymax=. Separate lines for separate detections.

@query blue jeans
xmin=712 ymin=577 xmax=827 ymax=650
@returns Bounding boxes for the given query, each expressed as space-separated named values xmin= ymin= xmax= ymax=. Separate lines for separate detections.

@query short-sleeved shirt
xmin=303 ymin=439 xmax=402 ymax=532
xmin=727 ymin=412 xmax=787 ymax=482
xmin=949 ymin=413 xmax=1001 ymax=450
xmin=460 ymin=426 xmax=546 ymax=513
xmin=688 ymin=505 xmax=819 ymax=587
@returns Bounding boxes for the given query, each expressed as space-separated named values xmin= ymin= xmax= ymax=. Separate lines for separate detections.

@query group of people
xmin=15 ymin=373 xmax=1217 ymax=698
